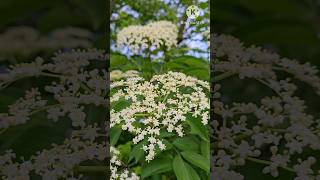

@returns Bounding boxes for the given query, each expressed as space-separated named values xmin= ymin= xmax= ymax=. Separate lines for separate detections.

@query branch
xmin=246 ymin=157 xmax=296 ymax=174
xmin=212 ymin=72 xmax=236 ymax=83
xmin=177 ymin=14 xmax=188 ymax=44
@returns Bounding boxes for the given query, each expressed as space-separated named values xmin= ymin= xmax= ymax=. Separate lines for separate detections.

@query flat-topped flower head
xmin=111 ymin=71 xmax=209 ymax=161
xmin=116 ymin=21 xmax=178 ymax=54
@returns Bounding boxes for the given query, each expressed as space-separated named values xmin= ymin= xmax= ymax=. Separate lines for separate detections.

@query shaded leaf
xmin=110 ymin=127 xmax=122 ymax=146
xmin=173 ymin=136 xmax=200 ymax=152
xmin=129 ymin=140 xmax=146 ymax=163
xmin=173 ymin=155 xmax=200 ymax=180
xmin=141 ymin=156 xmax=173 ymax=179
xmin=181 ymin=151 xmax=210 ymax=173
xmin=186 ymin=116 xmax=209 ymax=141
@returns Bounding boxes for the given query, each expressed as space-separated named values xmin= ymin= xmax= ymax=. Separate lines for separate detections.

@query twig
xmin=212 ymin=72 xmax=236 ymax=83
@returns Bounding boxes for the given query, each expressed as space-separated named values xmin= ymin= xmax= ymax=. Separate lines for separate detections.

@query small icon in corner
xmin=186 ymin=5 xmax=200 ymax=19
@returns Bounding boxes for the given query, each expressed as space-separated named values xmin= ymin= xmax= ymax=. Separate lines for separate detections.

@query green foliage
xmin=165 ymin=56 xmax=210 ymax=80
xmin=173 ymin=136 xmax=200 ymax=152
xmin=110 ymin=0 xmax=210 ymax=179
xmin=117 ymin=142 xmax=132 ymax=162
xmin=212 ymin=0 xmax=320 ymax=68
xmin=212 ymin=0 xmax=320 ymax=179
xmin=129 ymin=141 xmax=146 ymax=163
xmin=200 ymin=139 xmax=210 ymax=159
xmin=186 ymin=116 xmax=209 ymax=142
xmin=111 ymin=98 xmax=132 ymax=111
xmin=141 ymin=156 xmax=173 ymax=179
xmin=110 ymin=127 xmax=122 ymax=146
xmin=181 ymin=151 xmax=210 ymax=173
xmin=110 ymin=54 xmax=129 ymax=70
xmin=173 ymin=155 xmax=201 ymax=180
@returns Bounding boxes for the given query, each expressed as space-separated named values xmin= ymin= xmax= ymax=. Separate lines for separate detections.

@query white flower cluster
xmin=0 ymin=27 xmax=93 ymax=57
xmin=212 ymin=34 xmax=320 ymax=179
xmin=0 ymin=49 xmax=107 ymax=129
xmin=110 ymin=70 xmax=140 ymax=81
xmin=110 ymin=147 xmax=139 ymax=180
xmin=0 ymin=48 xmax=108 ymax=178
xmin=212 ymin=34 xmax=320 ymax=95
xmin=0 ymin=126 xmax=107 ymax=179
xmin=0 ymin=88 xmax=46 ymax=129
xmin=116 ymin=21 xmax=178 ymax=54
xmin=111 ymin=71 xmax=209 ymax=161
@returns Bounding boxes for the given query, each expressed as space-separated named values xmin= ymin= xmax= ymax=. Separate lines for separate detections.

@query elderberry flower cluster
xmin=111 ymin=72 xmax=209 ymax=162
xmin=0 ymin=27 xmax=93 ymax=58
xmin=0 ymin=126 xmax=107 ymax=179
xmin=110 ymin=147 xmax=139 ymax=180
xmin=212 ymin=34 xmax=320 ymax=94
xmin=0 ymin=48 xmax=107 ymax=179
xmin=116 ymin=21 xmax=178 ymax=54
xmin=212 ymin=33 xmax=320 ymax=179
xmin=0 ymin=49 xmax=107 ymax=129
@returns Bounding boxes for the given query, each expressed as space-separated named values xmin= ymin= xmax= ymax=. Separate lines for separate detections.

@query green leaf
xmin=163 ymin=139 xmax=173 ymax=150
xmin=181 ymin=151 xmax=210 ymax=173
xmin=110 ymin=54 xmax=129 ymax=69
xmin=110 ymin=127 xmax=122 ymax=146
xmin=183 ymin=68 xmax=209 ymax=81
xmin=173 ymin=155 xmax=200 ymax=180
xmin=132 ymin=166 xmax=142 ymax=175
xmin=141 ymin=156 xmax=173 ymax=179
xmin=159 ymin=130 xmax=175 ymax=138
xmin=186 ymin=116 xmax=209 ymax=141
xmin=173 ymin=136 xmax=200 ymax=152
xmin=129 ymin=140 xmax=146 ymax=163
xmin=118 ymin=142 xmax=132 ymax=162
xmin=199 ymin=2 xmax=208 ymax=9
xmin=111 ymin=98 xmax=131 ymax=111
xmin=151 ymin=174 xmax=162 ymax=180
xmin=165 ymin=56 xmax=209 ymax=80
xmin=166 ymin=56 xmax=208 ymax=70
xmin=201 ymin=139 xmax=210 ymax=160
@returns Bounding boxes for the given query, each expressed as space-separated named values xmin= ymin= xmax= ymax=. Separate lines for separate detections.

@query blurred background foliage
xmin=212 ymin=0 xmax=320 ymax=113
xmin=212 ymin=0 xmax=320 ymax=66
xmin=0 ymin=0 xmax=107 ymax=178
xmin=0 ymin=0 xmax=106 ymax=51
xmin=212 ymin=0 xmax=320 ymax=179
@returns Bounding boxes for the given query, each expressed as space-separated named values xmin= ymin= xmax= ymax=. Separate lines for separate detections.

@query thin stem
xmin=42 ymin=72 xmax=94 ymax=93
xmin=0 ymin=71 xmax=63 ymax=91
xmin=162 ymin=93 xmax=170 ymax=103
xmin=246 ymin=157 xmax=296 ymax=174
xmin=40 ymin=72 xmax=63 ymax=78
xmin=134 ymin=113 xmax=150 ymax=117
xmin=272 ymin=67 xmax=287 ymax=72
xmin=0 ymin=104 xmax=61 ymax=134
xmin=73 ymin=165 xmax=107 ymax=173
xmin=212 ymin=72 xmax=236 ymax=83
xmin=0 ymin=80 xmax=15 ymax=91
xmin=30 ymin=104 xmax=61 ymax=115
xmin=0 ymin=129 xmax=7 ymax=134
